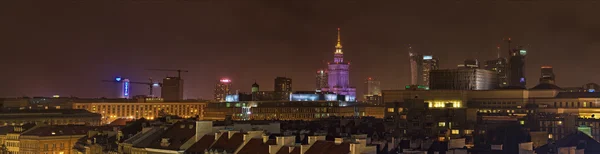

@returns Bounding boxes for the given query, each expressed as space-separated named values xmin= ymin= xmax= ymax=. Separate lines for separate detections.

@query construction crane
xmin=147 ymin=69 xmax=189 ymax=78
xmin=102 ymin=77 xmax=161 ymax=96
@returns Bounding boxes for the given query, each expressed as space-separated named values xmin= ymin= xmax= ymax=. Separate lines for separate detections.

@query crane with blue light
xmin=103 ymin=77 xmax=161 ymax=97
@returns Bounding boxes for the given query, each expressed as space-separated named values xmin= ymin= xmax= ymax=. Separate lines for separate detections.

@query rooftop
xmin=147 ymin=121 xmax=197 ymax=150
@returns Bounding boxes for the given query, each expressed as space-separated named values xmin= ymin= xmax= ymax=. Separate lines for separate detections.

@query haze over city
xmin=2 ymin=1 xmax=600 ymax=99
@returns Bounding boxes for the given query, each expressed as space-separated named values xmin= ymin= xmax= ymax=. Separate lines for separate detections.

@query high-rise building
xmin=508 ymin=41 xmax=527 ymax=88
xmin=409 ymin=48 xmax=439 ymax=87
xmin=316 ymin=69 xmax=328 ymax=90
xmin=325 ymin=28 xmax=356 ymax=101
xmin=429 ymin=68 xmax=498 ymax=90
xmin=364 ymin=77 xmax=381 ymax=96
xmin=539 ymin=66 xmax=555 ymax=84
xmin=484 ymin=58 xmax=509 ymax=88
xmin=274 ymin=77 xmax=292 ymax=92
xmin=214 ymin=78 xmax=232 ymax=102
xmin=161 ymin=77 xmax=183 ymax=101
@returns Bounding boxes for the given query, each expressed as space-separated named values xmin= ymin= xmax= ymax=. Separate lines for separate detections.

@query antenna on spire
xmin=496 ymin=45 xmax=501 ymax=59
xmin=336 ymin=28 xmax=342 ymax=48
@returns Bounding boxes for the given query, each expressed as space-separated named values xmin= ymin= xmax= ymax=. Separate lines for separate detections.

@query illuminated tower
xmin=507 ymin=38 xmax=527 ymax=88
xmin=251 ymin=82 xmax=259 ymax=93
xmin=326 ymin=28 xmax=356 ymax=100
xmin=214 ymin=78 xmax=232 ymax=102
xmin=409 ymin=46 xmax=438 ymax=87
xmin=484 ymin=46 xmax=509 ymax=88
xmin=316 ymin=69 xmax=328 ymax=90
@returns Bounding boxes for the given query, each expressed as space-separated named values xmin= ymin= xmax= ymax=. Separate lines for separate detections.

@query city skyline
xmin=2 ymin=1 xmax=600 ymax=99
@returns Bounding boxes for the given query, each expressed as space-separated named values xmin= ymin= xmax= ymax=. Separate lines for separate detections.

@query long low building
xmin=72 ymin=100 xmax=207 ymax=124
xmin=204 ymin=101 xmax=384 ymax=121
xmin=0 ymin=109 xmax=101 ymax=126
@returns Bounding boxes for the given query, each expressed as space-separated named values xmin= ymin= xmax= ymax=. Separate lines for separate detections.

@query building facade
xmin=540 ymin=66 xmax=555 ymax=84
xmin=72 ymin=101 xmax=207 ymax=124
xmin=274 ymin=77 xmax=292 ymax=92
xmin=203 ymin=101 xmax=384 ymax=121
xmin=364 ymin=77 xmax=381 ymax=102
xmin=409 ymin=49 xmax=439 ymax=87
xmin=161 ymin=77 xmax=183 ymax=101
xmin=429 ymin=68 xmax=498 ymax=90
xmin=0 ymin=109 xmax=101 ymax=126
xmin=508 ymin=47 xmax=527 ymax=88
xmin=214 ymin=79 xmax=232 ymax=102
xmin=484 ymin=58 xmax=508 ymax=88
xmin=316 ymin=69 xmax=328 ymax=91
xmin=325 ymin=28 xmax=356 ymax=100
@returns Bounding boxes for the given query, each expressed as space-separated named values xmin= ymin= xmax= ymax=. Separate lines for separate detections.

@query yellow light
xmin=548 ymin=134 xmax=553 ymax=139
xmin=452 ymin=129 xmax=459 ymax=135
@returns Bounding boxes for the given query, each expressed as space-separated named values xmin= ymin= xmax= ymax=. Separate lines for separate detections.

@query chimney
xmin=308 ymin=136 xmax=325 ymax=145
xmin=276 ymin=136 xmax=295 ymax=146
xmin=335 ymin=138 xmax=344 ymax=144
xmin=262 ymin=135 xmax=269 ymax=143
xmin=244 ymin=131 xmax=263 ymax=142
xmin=228 ymin=131 xmax=240 ymax=139
xmin=195 ymin=121 xmax=213 ymax=142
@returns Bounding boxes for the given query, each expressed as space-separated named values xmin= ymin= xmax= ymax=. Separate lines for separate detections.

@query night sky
xmin=2 ymin=1 xmax=600 ymax=99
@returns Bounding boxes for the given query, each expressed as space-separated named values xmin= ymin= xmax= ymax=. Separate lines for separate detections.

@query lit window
xmin=438 ymin=137 xmax=445 ymax=141
xmin=387 ymin=108 xmax=395 ymax=113
xmin=548 ymin=134 xmax=553 ymax=139
xmin=558 ymin=121 xmax=562 ymax=125
xmin=464 ymin=130 xmax=473 ymax=135
xmin=520 ymin=120 xmax=525 ymax=125
xmin=452 ymin=129 xmax=459 ymax=135
xmin=438 ymin=122 xmax=446 ymax=127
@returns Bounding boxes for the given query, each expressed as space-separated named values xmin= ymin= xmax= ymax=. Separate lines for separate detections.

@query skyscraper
xmin=364 ymin=77 xmax=381 ymax=96
xmin=214 ymin=78 xmax=231 ymax=102
xmin=274 ymin=77 xmax=292 ymax=92
xmin=316 ymin=69 xmax=328 ymax=90
xmin=409 ymin=48 xmax=439 ymax=87
xmin=161 ymin=77 xmax=183 ymax=101
xmin=485 ymin=58 xmax=508 ymax=88
xmin=508 ymin=44 xmax=527 ymax=88
xmin=539 ymin=66 xmax=555 ymax=84
xmin=326 ymin=28 xmax=356 ymax=100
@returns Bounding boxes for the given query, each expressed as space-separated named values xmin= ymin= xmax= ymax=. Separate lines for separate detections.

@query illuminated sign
xmin=123 ymin=80 xmax=130 ymax=97
xmin=589 ymin=89 xmax=596 ymax=92
xmin=220 ymin=79 xmax=231 ymax=83
xmin=520 ymin=50 xmax=527 ymax=55
xmin=423 ymin=55 xmax=433 ymax=60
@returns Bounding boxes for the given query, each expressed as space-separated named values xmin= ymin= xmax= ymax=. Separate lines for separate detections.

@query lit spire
xmin=335 ymin=28 xmax=343 ymax=54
